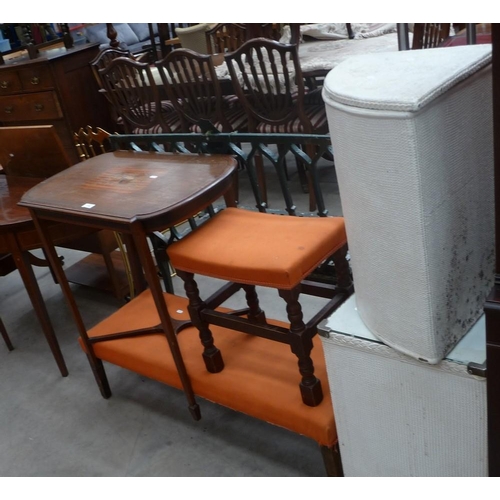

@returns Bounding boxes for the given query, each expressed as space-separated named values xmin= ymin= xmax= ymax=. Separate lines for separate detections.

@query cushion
xmin=129 ymin=23 xmax=158 ymax=42
xmin=80 ymin=290 xmax=337 ymax=447
xmin=167 ymin=207 xmax=347 ymax=289
xmin=85 ymin=23 xmax=139 ymax=47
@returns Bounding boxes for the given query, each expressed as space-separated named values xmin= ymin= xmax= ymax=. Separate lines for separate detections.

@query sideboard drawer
xmin=18 ymin=66 xmax=54 ymax=91
xmin=0 ymin=70 xmax=22 ymax=95
xmin=0 ymin=91 xmax=63 ymax=122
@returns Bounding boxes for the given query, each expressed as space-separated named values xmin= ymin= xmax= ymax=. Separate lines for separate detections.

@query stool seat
xmin=165 ymin=207 xmax=352 ymax=408
xmin=167 ymin=207 xmax=347 ymax=290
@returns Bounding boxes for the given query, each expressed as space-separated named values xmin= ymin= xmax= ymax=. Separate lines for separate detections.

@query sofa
xmin=81 ymin=23 xmax=160 ymax=54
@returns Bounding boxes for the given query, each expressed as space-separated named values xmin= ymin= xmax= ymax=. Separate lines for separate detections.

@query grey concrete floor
xmin=0 ymin=156 xmax=343 ymax=477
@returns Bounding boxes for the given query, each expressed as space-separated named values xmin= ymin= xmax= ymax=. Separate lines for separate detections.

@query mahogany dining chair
xmin=225 ymin=37 xmax=330 ymax=210
xmin=155 ymin=48 xmax=248 ymax=134
xmin=98 ymin=57 xmax=181 ymax=134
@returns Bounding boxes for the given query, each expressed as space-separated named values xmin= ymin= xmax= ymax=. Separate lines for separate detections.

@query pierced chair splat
xmin=98 ymin=57 xmax=181 ymax=135
xmin=155 ymin=48 xmax=248 ymax=134
xmin=225 ymin=38 xmax=330 ymax=210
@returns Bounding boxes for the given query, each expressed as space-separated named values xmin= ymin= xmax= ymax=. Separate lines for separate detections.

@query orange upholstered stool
xmin=167 ymin=208 xmax=353 ymax=407
xmin=79 ymin=290 xmax=342 ymax=475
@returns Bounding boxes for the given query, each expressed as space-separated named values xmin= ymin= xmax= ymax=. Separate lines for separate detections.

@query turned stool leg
xmin=279 ymin=287 xmax=323 ymax=406
xmin=242 ymin=284 xmax=266 ymax=324
xmin=176 ymin=270 xmax=224 ymax=373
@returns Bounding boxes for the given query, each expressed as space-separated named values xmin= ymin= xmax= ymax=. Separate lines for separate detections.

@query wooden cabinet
xmin=0 ymin=43 xmax=115 ymax=164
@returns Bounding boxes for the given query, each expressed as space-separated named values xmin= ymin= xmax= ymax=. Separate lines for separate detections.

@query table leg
xmin=0 ymin=316 xmax=14 ymax=351
xmin=29 ymin=214 xmax=111 ymax=396
xmin=6 ymin=232 xmax=68 ymax=377
xmin=130 ymin=221 xmax=201 ymax=421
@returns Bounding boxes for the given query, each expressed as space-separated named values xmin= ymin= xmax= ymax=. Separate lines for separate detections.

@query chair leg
xmin=177 ymin=270 xmax=224 ymax=373
xmin=0 ymin=317 xmax=14 ymax=351
xmin=320 ymin=443 xmax=344 ymax=477
xmin=278 ymin=287 xmax=323 ymax=406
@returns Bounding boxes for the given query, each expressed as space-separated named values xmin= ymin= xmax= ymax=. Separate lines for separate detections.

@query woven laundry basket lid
xmin=322 ymin=44 xmax=492 ymax=112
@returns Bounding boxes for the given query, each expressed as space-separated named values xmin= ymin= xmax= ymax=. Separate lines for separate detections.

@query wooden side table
xmin=19 ymin=150 xmax=238 ymax=419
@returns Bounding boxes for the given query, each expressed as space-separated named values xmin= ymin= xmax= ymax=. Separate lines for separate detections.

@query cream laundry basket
xmin=322 ymin=44 xmax=494 ymax=363
xmin=318 ymin=295 xmax=487 ymax=477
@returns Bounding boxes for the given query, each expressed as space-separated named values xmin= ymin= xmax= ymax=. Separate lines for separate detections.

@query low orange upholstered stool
xmin=79 ymin=290 xmax=342 ymax=475
xmin=167 ymin=208 xmax=353 ymax=407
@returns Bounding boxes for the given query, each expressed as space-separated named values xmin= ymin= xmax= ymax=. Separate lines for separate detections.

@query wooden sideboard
xmin=0 ymin=43 xmax=115 ymax=165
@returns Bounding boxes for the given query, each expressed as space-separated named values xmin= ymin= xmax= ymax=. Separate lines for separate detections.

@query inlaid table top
xmin=19 ymin=151 xmax=238 ymax=231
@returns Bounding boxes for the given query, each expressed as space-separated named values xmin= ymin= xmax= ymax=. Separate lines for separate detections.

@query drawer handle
xmin=4 ymin=105 xmax=13 ymax=114
xmin=34 ymin=103 xmax=44 ymax=112
xmin=0 ymin=81 xmax=8 ymax=89
xmin=30 ymin=76 xmax=40 ymax=85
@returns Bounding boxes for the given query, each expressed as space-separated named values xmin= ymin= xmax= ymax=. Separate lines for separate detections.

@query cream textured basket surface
xmin=319 ymin=295 xmax=487 ymax=477
xmin=323 ymin=44 xmax=494 ymax=363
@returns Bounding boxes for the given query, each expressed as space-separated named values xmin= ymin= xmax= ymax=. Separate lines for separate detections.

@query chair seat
xmin=256 ymin=104 xmax=328 ymax=134
xmin=190 ymin=106 xmax=249 ymax=133
xmin=132 ymin=105 xmax=182 ymax=134
xmin=80 ymin=290 xmax=337 ymax=447
xmin=167 ymin=207 xmax=347 ymax=289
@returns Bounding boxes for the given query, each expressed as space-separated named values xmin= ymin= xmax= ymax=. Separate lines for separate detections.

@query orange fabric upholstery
xmin=167 ymin=208 xmax=347 ymax=289
xmin=80 ymin=290 xmax=337 ymax=446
